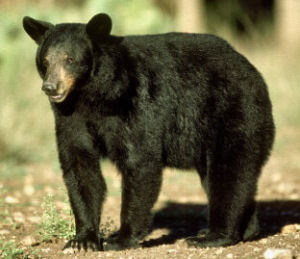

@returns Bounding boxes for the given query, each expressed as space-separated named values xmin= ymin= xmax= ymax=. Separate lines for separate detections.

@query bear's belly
xmin=163 ymin=133 xmax=201 ymax=169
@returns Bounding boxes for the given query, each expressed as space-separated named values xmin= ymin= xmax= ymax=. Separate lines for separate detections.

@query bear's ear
xmin=23 ymin=16 xmax=54 ymax=45
xmin=86 ymin=13 xmax=112 ymax=43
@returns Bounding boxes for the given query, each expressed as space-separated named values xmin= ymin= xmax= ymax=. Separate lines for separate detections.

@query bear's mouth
xmin=48 ymin=92 xmax=67 ymax=103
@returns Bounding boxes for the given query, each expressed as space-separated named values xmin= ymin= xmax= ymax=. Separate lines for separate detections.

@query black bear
xmin=23 ymin=13 xmax=275 ymax=251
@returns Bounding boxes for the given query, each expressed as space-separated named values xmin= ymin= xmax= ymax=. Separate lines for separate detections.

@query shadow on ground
xmin=142 ymin=200 xmax=300 ymax=247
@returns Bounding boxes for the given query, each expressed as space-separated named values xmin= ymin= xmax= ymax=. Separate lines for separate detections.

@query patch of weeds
xmin=0 ymin=163 xmax=27 ymax=181
xmin=99 ymin=217 xmax=117 ymax=238
xmin=40 ymin=191 xmax=116 ymax=242
xmin=0 ymin=240 xmax=23 ymax=259
xmin=0 ymin=184 xmax=9 ymax=220
xmin=39 ymin=194 xmax=75 ymax=242
xmin=25 ymin=246 xmax=40 ymax=259
xmin=0 ymin=239 xmax=40 ymax=259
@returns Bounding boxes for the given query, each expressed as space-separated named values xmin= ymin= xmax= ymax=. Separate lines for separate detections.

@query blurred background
xmin=0 ymin=0 xmax=299 ymax=180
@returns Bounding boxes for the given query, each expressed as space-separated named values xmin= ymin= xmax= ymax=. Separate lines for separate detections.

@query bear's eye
xmin=66 ymin=57 xmax=74 ymax=64
xmin=42 ymin=58 xmax=49 ymax=67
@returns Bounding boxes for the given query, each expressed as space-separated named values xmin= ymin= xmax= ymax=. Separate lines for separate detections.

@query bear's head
xmin=23 ymin=13 xmax=113 ymax=103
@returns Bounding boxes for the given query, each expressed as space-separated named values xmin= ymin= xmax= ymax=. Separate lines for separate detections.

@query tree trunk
xmin=176 ymin=0 xmax=204 ymax=33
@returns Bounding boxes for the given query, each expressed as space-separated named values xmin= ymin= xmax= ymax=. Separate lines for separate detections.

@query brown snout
xmin=42 ymin=82 xmax=57 ymax=95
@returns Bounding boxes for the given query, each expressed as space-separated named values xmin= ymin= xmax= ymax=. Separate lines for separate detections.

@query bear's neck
xmin=84 ymin=43 xmax=137 ymax=110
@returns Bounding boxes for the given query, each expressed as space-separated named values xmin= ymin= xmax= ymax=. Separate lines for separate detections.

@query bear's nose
xmin=42 ymin=82 xmax=57 ymax=95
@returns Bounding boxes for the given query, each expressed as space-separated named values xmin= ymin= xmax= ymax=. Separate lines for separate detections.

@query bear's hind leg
xmin=242 ymin=208 xmax=259 ymax=241
xmin=187 ymin=152 xmax=260 ymax=247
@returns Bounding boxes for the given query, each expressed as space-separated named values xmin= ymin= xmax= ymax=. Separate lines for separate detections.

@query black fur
xmin=23 ymin=13 xmax=275 ymax=251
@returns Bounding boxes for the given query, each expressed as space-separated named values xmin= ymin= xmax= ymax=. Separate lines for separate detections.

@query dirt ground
xmin=0 ymin=156 xmax=299 ymax=259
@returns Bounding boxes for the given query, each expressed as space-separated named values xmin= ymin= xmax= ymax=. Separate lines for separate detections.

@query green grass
xmin=0 ymin=240 xmax=40 ymax=259
xmin=40 ymin=194 xmax=75 ymax=242
xmin=0 ymin=162 xmax=28 ymax=181
xmin=0 ymin=185 xmax=9 ymax=220
xmin=0 ymin=240 xmax=24 ymax=259
xmin=39 ymin=191 xmax=116 ymax=242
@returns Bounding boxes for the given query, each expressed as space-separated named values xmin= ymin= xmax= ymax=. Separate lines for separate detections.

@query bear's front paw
xmin=103 ymin=235 xmax=139 ymax=251
xmin=63 ymin=236 xmax=103 ymax=252
xmin=186 ymin=231 xmax=240 ymax=248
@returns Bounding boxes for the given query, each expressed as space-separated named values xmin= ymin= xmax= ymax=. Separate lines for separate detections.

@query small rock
xmin=44 ymin=186 xmax=54 ymax=195
xmin=281 ymin=224 xmax=297 ymax=234
xmin=0 ymin=230 xmax=10 ymax=235
xmin=4 ymin=196 xmax=19 ymax=204
xmin=23 ymin=185 xmax=35 ymax=196
xmin=216 ymin=248 xmax=224 ymax=254
xmin=41 ymin=248 xmax=51 ymax=253
xmin=263 ymin=248 xmax=293 ymax=259
xmin=290 ymin=193 xmax=299 ymax=200
xmin=23 ymin=174 xmax=35 ymax=196
xmin=168 ymin=249 xmax=176 ymax=253
xmin=271 ymin=173 xmax=281 ymax=182
xmin=227 ymin=253 xmax=233 ymax=258
xmin=27 ymin=216 xmax=41 ymax=224
xmin=259 ymin=238 xmax=268 ymax=244
xmin=63 ymin=247 xmax=77 ymax=254
xmin=277 ymin=183 xmax=294 ymax=194
xmin=12 ymin=212 xmax=25 ymax=223
xmin=21 ymin=236 xmax=39 ymax=246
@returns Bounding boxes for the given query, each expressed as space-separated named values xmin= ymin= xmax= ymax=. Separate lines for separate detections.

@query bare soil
xmin=0 ymin=157 xmax=299 ymax=258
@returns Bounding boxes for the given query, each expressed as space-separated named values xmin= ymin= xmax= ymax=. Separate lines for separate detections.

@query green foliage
xmin=99 ymin=217 xmax=117 ymax=238
xmin=40 ymin=194 xmax=75 ymax=242
xmin=0 ymin=239 xmax=39 ymax=259
xmin=0 ymin=240 xmax=24 ymax=259
xmin=0 ymin=162 xmax=27 ymax=180
xmin=39 ymin=191 xmax=116 ymax=241
xmin=0 ymin=185 xmax=9 ymax=220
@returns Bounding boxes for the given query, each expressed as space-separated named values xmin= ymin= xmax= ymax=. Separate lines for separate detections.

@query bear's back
xmin=123 ymin=32 xmax=233 ymax=53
